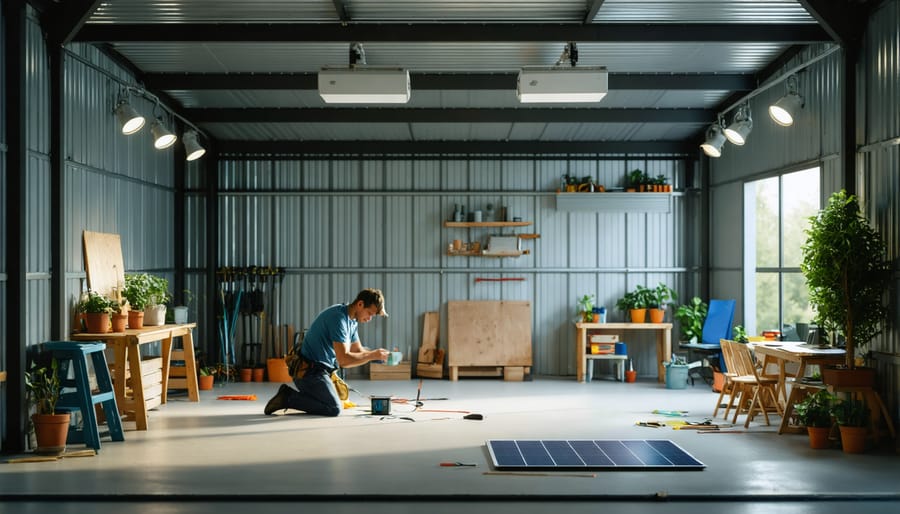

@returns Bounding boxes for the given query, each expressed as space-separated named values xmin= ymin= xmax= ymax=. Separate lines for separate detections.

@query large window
xmin=743 ymin=168 xmax=820 ymax=336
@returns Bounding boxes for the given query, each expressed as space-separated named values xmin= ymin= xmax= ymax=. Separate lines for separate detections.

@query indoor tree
xmin=800 ymin=190 xmax=891 ymax=369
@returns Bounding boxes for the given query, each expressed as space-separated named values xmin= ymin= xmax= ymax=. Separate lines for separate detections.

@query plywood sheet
xmin=417 ymin=311 xmax=440 ymax=363
xmin=83 ymin=231 xmax=125 ymax=297
xmin=448 ymin=301 xmax=532 ymax=367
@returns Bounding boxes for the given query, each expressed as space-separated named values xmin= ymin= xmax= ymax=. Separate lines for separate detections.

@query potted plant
xmin=25 ymin=356 xmax=70 ymax=455
xmin=830 ymin=398 xmax=870 ymax=454
xmin=78 ymin=290 xmax=116 ymax=333
xmin=198 ymin=366 xmax=215 ymax=390
xmin=627 ymin=169 xmax=645 ymax=192
xmin=616 ymin=285 xmax=654 ymax=323
xmin=124 ymin=273 xmax=171 ymax=327
xmin=675 ymin=296 xmax=708 ymax=344
xmin=732 ymin=325 xmax=749 ymax=343
xmin=794 ymin=389 xmax=835 ymax=449
xmin=800 ymin=190 xmax=891 ymax=382
xmin=577 ymin=294 xmax=595 ymax=322
xmin=648 ymin=283 xmax=678 ymax=323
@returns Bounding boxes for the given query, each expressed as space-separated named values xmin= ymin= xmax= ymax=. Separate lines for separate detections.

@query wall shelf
xmin=555 ymin=192 xmax=672 ymax=213
xmin=444 ymin=221 xmax=532 ymax=228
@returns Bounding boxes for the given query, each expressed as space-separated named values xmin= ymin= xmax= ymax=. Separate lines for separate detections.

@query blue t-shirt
xmin=301 ymin=304 xmax=359 ymax=368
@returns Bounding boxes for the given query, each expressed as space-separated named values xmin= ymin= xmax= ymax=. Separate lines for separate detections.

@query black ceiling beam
xmin=216 ymin=140 xmax=694 ymax=156
xmin=583 ymin=0 xmax=607 ymax=24
xmin=73 ymin=23 xmax=830 ymax=44
xmin=798 ymin=0 xmax=870 ymax=46
xmin=185 ymin=107 xmax=712 ymax=124
xmin=45 ymin=0 xmax=102 ymax=46
xmin=145 ymin=72 xmax=755 ymax=92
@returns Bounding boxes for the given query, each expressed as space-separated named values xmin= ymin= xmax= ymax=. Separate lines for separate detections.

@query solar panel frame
xmin=486 ymin=439 xmax=705 ymax=471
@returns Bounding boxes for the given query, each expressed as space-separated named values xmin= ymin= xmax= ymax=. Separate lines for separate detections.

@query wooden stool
xmin=586 ymin=354 xmax=628 ymax=382
xmin=43 ymin=341 xmax=125 ymax=451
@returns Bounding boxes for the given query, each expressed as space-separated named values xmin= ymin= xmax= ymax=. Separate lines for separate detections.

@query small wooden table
xmin=751 ymin=342 xmax=845 ymax=434
xmin=71 ymin=323 xmax=198 ymax=430
xmin=575 ymin=322 xmax=672 ymax=383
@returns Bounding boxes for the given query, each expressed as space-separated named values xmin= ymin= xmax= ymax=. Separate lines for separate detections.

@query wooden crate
xmin=370 ymin=361 xmax=412 ymax=380
xmin=447 ymin=300 xmax=532 ymax=381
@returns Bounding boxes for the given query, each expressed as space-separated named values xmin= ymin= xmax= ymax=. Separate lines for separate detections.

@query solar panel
xmin=486 ymin=439 xmax=705 ymax=471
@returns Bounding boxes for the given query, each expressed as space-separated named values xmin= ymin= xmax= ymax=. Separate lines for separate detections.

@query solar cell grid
xmin=486 ymin=439 xmax=705 ymax=471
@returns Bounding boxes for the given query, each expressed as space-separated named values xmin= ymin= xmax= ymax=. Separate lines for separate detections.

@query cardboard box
xmin=370 ymin=361 xmax=412 ymax=380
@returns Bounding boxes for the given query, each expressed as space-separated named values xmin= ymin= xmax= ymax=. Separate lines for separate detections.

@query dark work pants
xmin=286 ymin=364 xmax=341 ymax=417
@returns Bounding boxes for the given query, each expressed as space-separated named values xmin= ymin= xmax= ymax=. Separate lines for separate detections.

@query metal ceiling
xmin=39 ymin=0 xmax=876 ymax=155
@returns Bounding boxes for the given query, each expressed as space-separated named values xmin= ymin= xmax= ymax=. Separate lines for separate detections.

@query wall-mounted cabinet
xmin=555 ymin=192 xmax=672 ymax=213
xmin=443 ymin=221 xmax=538 ymax=257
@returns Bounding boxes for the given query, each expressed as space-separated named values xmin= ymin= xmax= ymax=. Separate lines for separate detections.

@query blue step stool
xmin=42 ymin=341 xmax=125 ymax=451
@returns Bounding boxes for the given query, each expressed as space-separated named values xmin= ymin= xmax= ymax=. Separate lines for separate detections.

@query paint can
xmin=371 ymin=396 xmax=392 ymax=415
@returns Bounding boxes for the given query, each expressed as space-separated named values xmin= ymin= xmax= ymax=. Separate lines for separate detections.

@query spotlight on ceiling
xmin=700 ymin=123 xmax=726 ymax=158
xmin=115 ymin=100 xmax=145 ymax=135
xmin=150 ymin=118 xmax=177 ymax=149
xmin=182 ymin=130 xmax=206 ymax=161
xmin=724 ymin=104 xmax=753 ymax=146
xmin=517 ymin=42 xmax=608 ymax=103
xmin=768 ymin=75 xmax=804 ymax=127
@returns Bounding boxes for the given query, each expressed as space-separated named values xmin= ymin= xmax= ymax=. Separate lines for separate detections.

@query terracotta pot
xmin=32 ymin=412 xmax=71 ymax=455
xmin=629 ymin=309 xmax=647 ymax=323
xmin=239 ymin=368 xmax=252 ymax=382
xmin=822 ymin=367 xmax=876 ymax=388
xmin=648 ymin=308 xmax=665 ymax=324
xmin=84 ymin=312 xmax=110 ymax=334
xmin=111 ymin=313 xmax=128 ymax=332
xmin=591 ymin=313 xmax=599 ymax=323
xmin=807 ymin=426 xmax=832 ymax=449
xmin=267 ymin=358 xmax=292 ymax=383
xmin=198 ymin=375 xmax=214 ymax=390
xmin=128 ymin=310 xmax=144 ymax=329
xmin=625 ymin=370 xmax=637 ymax=383
xmin=252 ymin=368 xmax=265 ymax=382
xmin=838 ymin=425 xmax=868 ymax=454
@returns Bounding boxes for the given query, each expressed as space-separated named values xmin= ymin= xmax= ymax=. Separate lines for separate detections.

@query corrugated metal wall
xmin=194 ymin=157 xmax=701 ymax=377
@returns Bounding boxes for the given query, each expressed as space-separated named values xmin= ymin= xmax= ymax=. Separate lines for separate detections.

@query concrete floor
xmin=2 ymin=376 xmax=898 ymax=513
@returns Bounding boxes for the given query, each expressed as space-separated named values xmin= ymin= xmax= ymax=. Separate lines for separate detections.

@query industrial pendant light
xmin=182 ymin=130 xmax=206 ymax=161
xmin=724 ymin=104 xmax=753 ymax=146
xmin=150 ymin=118 xmax=177 ymax=149
xmin=768 ymin=75 xmax=804 ymax=127
xmin=700 ymin=122 xmax=726 ymax=158
xmin=115 ymin=99 xmax=145 ymax=135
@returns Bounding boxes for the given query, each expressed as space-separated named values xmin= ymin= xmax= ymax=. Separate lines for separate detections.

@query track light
xmin=150 ymin=118 xmax=177 ymax=149
xmin=700 ymin=122 xmax=726 ymax=158
xmin=115 ymin=100 xmax=145 ymax=135
xmin=768 ymin=75 xmax=804 ymax=127
xmin=724 ymin=104 xmax=753 ymax=146
xmin=182 ymin=130 xmax=206 ymax=161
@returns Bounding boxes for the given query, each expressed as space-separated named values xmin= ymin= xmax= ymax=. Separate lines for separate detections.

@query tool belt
xmin=286 ymin=334 xmax=349 ymax=401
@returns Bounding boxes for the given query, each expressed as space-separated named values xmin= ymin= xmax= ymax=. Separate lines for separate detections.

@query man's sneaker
xmin=264 ymin=384 xmax=292 ymax=415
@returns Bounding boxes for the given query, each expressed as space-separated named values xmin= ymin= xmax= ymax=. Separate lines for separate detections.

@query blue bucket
xmin=665 ymin=366 xmax=689 ymax=390
xmin=615 ymin=342 xmax=627 ymax=355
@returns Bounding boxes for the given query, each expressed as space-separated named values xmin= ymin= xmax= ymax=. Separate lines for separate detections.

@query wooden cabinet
xmin=447 ymin=300 xmax=532 ymax=381
xmin=443 ymin=221 xmax=538 ymax=257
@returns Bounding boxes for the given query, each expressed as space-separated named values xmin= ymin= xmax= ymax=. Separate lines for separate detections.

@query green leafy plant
xmin=123 ymin=273 xmax=171 ymax=311
xmin=78 ymin=290 xmax=117 ymax=314
xmin=665 ymin=354 xmax=688 ymax=366
xmin=577 ymin=294 xmax=595 ymax=322
xmin=732 ymin=325 xmax=749 ymax=343
xmin=628 ymin=169 xmax=646 ymax=187
xmin=651 ymin=283 xmax=678 ymax=309
xmin=800 ymin=190 xmax=891 ymax=369
xmin=830 ymin=398 xmax=870 ymax=427
xmin=794 ymin=389 xmax=834 ymax=428
xmin=25 ymin=358 xmax=62 ymax=415
xmin=675 ymin=296 xmax=708 ymax=343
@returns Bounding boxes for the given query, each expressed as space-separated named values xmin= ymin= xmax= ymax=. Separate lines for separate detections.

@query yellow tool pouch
xmin=286 ymin=333 xmax=348 ymax=401
xmin=331 ymin=372 xmax=349 ymax=401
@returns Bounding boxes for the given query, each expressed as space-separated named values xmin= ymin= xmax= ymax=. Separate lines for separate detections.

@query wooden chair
xmin=712 ymin=339 xmax=739 ymax=419
xmin=729 ymin=341 xmax=782 ymax=428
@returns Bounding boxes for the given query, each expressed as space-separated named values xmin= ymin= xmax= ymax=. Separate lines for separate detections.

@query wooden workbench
xmin=71 ymin=323 xmax=198 ymax=430
xmin=575 ymin=322 xmax=672 ymax=383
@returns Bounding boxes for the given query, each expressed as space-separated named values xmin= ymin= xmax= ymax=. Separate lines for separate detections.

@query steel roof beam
xmin=74 ymin=23 xmax=830 ymax=44
xmin=216 ymin=140 xmax=694 ymax=156
xmin=185 ymin=107 xmax=712 ymax=124
xmin=145 ymin=72 xmax=755 ymax=92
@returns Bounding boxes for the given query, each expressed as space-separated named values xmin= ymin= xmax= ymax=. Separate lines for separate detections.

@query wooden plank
xmin=417 ymin=311 xmax=440 ymax=364
xmin=82 ymin=231 xmax=126 ymax=297
xmin=448 ymin=300 xmax=532 ymax=368
xmin=416 ymin=363 xmax=443 ymax=379
xmin=370 ymin=362 xmax=412 ymax=380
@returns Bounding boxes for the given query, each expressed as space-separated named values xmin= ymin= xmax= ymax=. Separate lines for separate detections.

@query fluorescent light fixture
xmin=183 ymin=130 xmax=206 ymax=161
xmin=318 ymin=67 xmax=411 ymax=104
xmin=115 ymin=101 xmax=145 ymax=135
xmin=724 ymin=104 xmax=752 ymax=146
xmin=150 ymin=119 xmax=177 ymax=149
xmin=700 ymin=123 xmax=726 ymax=158
xmin=517 ymin=67 xmax=608 ymax=103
